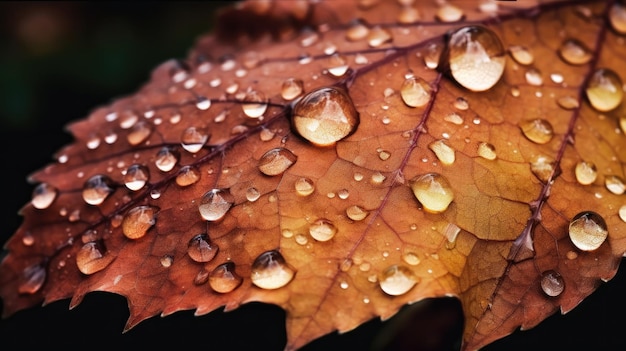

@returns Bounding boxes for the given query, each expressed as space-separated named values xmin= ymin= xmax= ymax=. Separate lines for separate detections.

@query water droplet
xmin=340 ymin=280 xmax=349 ymax=289
xmin=76 ymin=241 xmax=114 ymax=275
xmin=18 ymin=264 xmax=46 ymax=294
xmin=569 ymin=211 xmax=608 ymax=251
xmin=281 ymin=78 xmax=304 ymax=101
xmin=346 ymin=205 xmax=369 ymax=221
xmin=209 ymin=262 xmax=243 ymax=293
xmin=250 ymin=250 xmax=295 ymax=290
xmin=379 ymin=265 xmax=418 ymax=296
xmin=295 ymin=234 xmax=308 ymax=245
xmin=371 ymin=171 xmax=386 ymax=185
xmin=558 ymin=38 xmax=592 ymax=65
xmin=295 ymin=177 xmax=315 ymax=196
xmin=246 ymin=187 xmax=261 ymax=202
xmin=195 ymin=97 xmax=211 ymax=110
xmin=160 ymin=255 xmax=173 ymax=267
xmin=367 ymin=26 xmax=392 ymax=47
xmin=155 ymin=146 xmax=179 ymax=172
xmin=453 ymin=97 xmax=469 ymax=110
xmin=605 ymin=175 xmax=625 ymax=195
xmin=524 ymin=68 xmax=543 ymax=86
xmin=82 ymin=174 xmax=115 ymax=206
xmin=309 ymin=219 xmax=338 ymax=242
xmin=187 ymin=233 xmax=218 ymax=262
xmin=198 ymin=189 xmax=234 ymax=222
xmin=585 ymin=68 xmax=624 ymax=112
xmin=429 ymin=140 xmax=455 ymax=165
xmin=530 ymin=155 xmax=555 ymax=183
xmin=541 ymin=270 xmax=565 ymax=297
xmin=436 ymin=3 xmax=464 ymax=22
xmin=402 ymin=252 xmax=420 ymax=266
xmin=410 ymin=173 xmax=454 ymax=213
xmin=123 ymin=164 xmax=150 ymax=191
xmin=447 ymin=26 xmax=506 ymax=91
xmin=609 ymin=2 xmax=626 ymax=34
xmin=340 ymin=258 xmax=353 ymax=272
xmin=398 ymin=6 xmax=420 ymax=24
xmin=292 ymin=86 xmax=359 ymax=147
xmin=31 ymin=183 xmax=57 ymax=209
xmin=378 ymin=149 xmax=391 ymax=160
xmin=242 ymin=90 xmax=268 ymax=118
xmin=181 ymin=126 xmax=210 ymax=153
xmin=444 ymin=112 xmax=463 ymax=125
xmin=346 ymin=19 xmax=369 ymax=41
xmin=443 ymin=223 xmax=461 ymax=249
xmin=557 ymin=96 xmax=580 ymax=110
xmin=477 ymin=142 xmax=497 ymax=160
xmin=327 ymin=53 xmax=349 ymax=77
xmin=86 ymin=134 xmax=101 ymax=149
xmin=258 ymin=147 xmax=297 ymax=176
xmin=520 ymin=119 xmax=554 ymax=144
xmin=575 ymin=161 xmax=597 ymax=185
xmin=122 ymin=205 xmax=157 ymax=239
xmin=619 ymin=205 xmax=626 ymax=223
xmin=400 ymin=76 xmax=432 ymax=108
xmin=423 ymin=43 xmax=442 ymax=69
xmin=508 ymin=45 xmax=534 ymax=65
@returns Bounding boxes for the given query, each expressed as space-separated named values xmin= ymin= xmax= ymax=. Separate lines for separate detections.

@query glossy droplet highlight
xmin=155 ymin=146 xmax=179 ymax=172
xmin=609 ymin=2 xmax=626 ymax=34
xmin=258 ymin=147 xmax=297 ymax=176
xmin=530 ymin=155 xmax=555 ymax=183
xmin=541 ymin=270 xmax=565 ymax=297
xmin=558 ymin=38 xmax=592 ymax=65
xmin=281 ymin=78 xmax=304 ymax=101
xmin=367 ymin=26 xmax=392 ymax=47
xmin=242 ymin=90 xmax=268 ymax=118
xmin=575 ymin=161 xmax=597 ymax=185
xmin=477 ymin=142 xmax=497 ymax=160
xmin=31 ymin=183 xmax=57 ymax=209
xmin=410 ymin=173 xmax=454 ymax=213
xmin=327 ymin=53 xmax=349 ymax=77
xmin=520 ymin=119 xmax=554 ymax=144
xmin=400 ymin=76 xmax=432 ymax=108
xmin=585 ymin=68 xmax=624 ymax=112
xmin=429 ymin=140 xmax=455 ymax=165
xmin=122 ymin=205 xmax=157 ymax=239
xmin=292 ymin=87 xmax=359 ymax=147
xmin=181 ymin=126 xmax=210 ymax=153
xmin=436 ymin=3 xmax=464 ymax=22
xmin=605 ymin=175 xmax=625 ymax=195
xmin=379 ymin=265 xmax=418 ymax=296
xmin=209 ymin=262 xmax=243 ymax=293
xmin=251 ymin=250 xmax=295 ymax=290
xmin=346 ymin=205 xmax=369 ymax=221
xmin=447 ymin=26 xmax=506 ymax=92
xmin=76 ymin=241 xmax=114 ymax=275
xmin=123 ymin=164 xmax=150 ymax=191
xmin=508 ymin=45 xmax=534 ymax=65
xmin=187 ymin=233 xmax=218 ymax=262
xmin=569 ymin=211 xmax=608 ymax=251
xmin=82 ymin=174 xmax=115 ymax=206
xmin=309 ymin=219 xmax=338 ymax=242
xmin=295 ymin=177 xmax=315 ymax=196
xmin=198 ymin=188 xmax=234 ymax=222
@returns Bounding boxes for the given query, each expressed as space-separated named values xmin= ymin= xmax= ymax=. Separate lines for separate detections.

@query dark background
xmin=0 ymin=2 xmax=625 ymax=350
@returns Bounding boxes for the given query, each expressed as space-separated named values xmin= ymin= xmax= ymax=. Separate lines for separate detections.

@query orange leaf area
xmin=1 ymin=1 xmax=625 ymax=350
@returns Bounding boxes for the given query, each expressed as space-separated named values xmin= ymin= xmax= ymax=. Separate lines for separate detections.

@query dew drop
xmin=123 ymin=164 xmax=150 ymax=191
xmin=198 ymin=188 xmax=234 ymax=222
xmin=371 ymin=171 xmax=386 ymax=185
xmin=346 ymin=205 xmax=369 ymax=221
xmin=76 ymin=241 xmax=114 ymax=275
xmin=82 ymin=174 xmax=115 ymax=206
xmin=281 ymin=78 xmax=304 ymax=101
xmin=250 ymin=250 xmax=295 ymax=290
xmin=187 ymin=233 xmax=219 ymax=262
xmin=176 ymin=165 xmax=200 ymax=187
xmin=309 ymin=219 xmax=338 ymax=242
xmin=558 ymin=38 xmax=592 ymax=65
xmin=31 ymin=183 xmax=57 ymax=209
xmin=609 ymin=2 xmax=626 ymax=34
xmin=295 ymin=177 xmax=315 ymax=196
xmin=429 ymin=140 xmax=455 ymax=165
xmin=367 ymin=26 xmax=392 ymax=47
xmin=444 ymin=112 xmax=463 ymax=125
xmin=453 ymin=97 xmax=469 ymax=110
xmin=541 ymin=270 xmax=565 ymax=297
xmin=295 ymin=234 xmax=308 ymax=245
xmin=155 ymin=146 xmax=179 ymax=172
xmin=378 ymin=149 xmax=391 ymax=161
xmin=557 ymin=96 xmax=580 ymax=110
xmin=447 ymin=26 xmax=506 ymax=91
xmin=379 ymin=264 xmax=418 ymax=296
xmin=524 ymin=68 xmax=543 ymax=86
xmin=400 ymin=76 xmax=432 ymax=108
xmin=398 ymin=6 xmax=420 ymax=24
xmin=409 ymin=173 xmax=454 ymax=213
xmin=194 ymin=269 xmax=209 ymax=285
xmin=569 ymin=211 xmax=608 ymax=251
xmin=619 ymin=205 xmax=626 ymax=223
xmin=402 ymin=252 xmax=420 ymax=266
xmin=18 ymin=264 xmax=46 ymax=294
xmin=346 ymin=19 xmax=369 ymax=41
xmin=508 ymin=45 xmax=534 ymax=65
xmin=477 ymin=142 xmax=497 ymax=160
xmin=327 ymin=53 xmax=349 ymax=77
xmin=122 ymin=205 xmax=157 ymax=239
xmin=605 ymin=175 xmax=625 ymax=195
xmin=423 ymin=43 xmax=442 ymax=69
xmin=585 ymin=68 xmax=624 ymax=112
xmin=181 ymin=126 xmax=210 ymax=153
xmin=195 ymin=97 xmax=211 ymax=110
xmin=520 ymin=119 xmax=554 ymax=144
xmin=159 ymin=254 xmax=173 ymax=268
xmin=292 ymin=86 xmax=359 ymax=147
xmin=246 ymin=187 xmax=261 ymax=202
xmin=242 ymin=90 xmax=268 ymax=118
xmin=209 ymin=262 xmax=243 ymax=293
xmin=258 ymin=147 xmax=297 ymax=176
xmin=436 ymin=3 xmax=464 ymax=22
xmin=530 ymin=155 xmax=555 ymax=183
xmin=340 ymin=258 xmax=353 ymax=272
xmin=22 ymin=232 xmax=34 ymax=246
xmin=574 ymin=161 xmax=597 ymax=185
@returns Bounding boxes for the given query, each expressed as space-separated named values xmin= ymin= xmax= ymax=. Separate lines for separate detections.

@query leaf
xmin=1 ymin=1 xmax=626 ymax=350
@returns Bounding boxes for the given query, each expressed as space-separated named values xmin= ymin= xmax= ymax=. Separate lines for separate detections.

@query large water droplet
xmin=447 ymin=26 xmax=506 ymax=91
xmin=569 ymin=211 xmax=608 ymax=251
xmin=31 ymin=182 xmax=57 ymax=209
xmin=585 ymin=68 xmax=624 ymax=112
xmin=292 ymin=86 xmax=359 ymax=147
xmin=609 ymin=2 xmax=626 ymax=34
xmin=379 ymin=264 xmax=418 ymax=296
xmin=541 ymin=270 xmax=565 ymax=297
xmin=209 ymin=262 xmax=243 ymax=293
xmin=410 ymin=173 xmax=454 ymax=213
xmin=123 ymin=164 xmax=150 ymax=191
xmin=251 ymin=250 xmax=296 ymax=290
xmin=281 ymin=78 xmax=304 ymax=101
xmin=76 ymin=241 xmax=114 ymax=275
xmin=575 ymin=161 xmax=597 ymax=185
xmin=429 ymin=140 xmax=455 ymax=165
xmin=122 ymin=205 xmax=157 ymax=239
xmin=187 ymin=233 xmax=218 ymax=262
xmin=155 ymin=146 xmax=180 ymax=172
xmin=519 ymin=118 xmax=554 ymax=144
xmin=198 ymin=188 xmax=234 ymax=222
xmin=181 ymin=126 xmax=210 ymax=153
xmin=82 ymin=174 xmax=115 ymax=206
xmin=258 ymin=147 xmax=297 ymax=176
xmin=295 ymin=177 xmax=315 ymax=196
xmin=400 ymin=76 xmax=432 ymax=108
xmin=309 ymin=219 xmax=338 ymax=242
xmin=558 ymin=38 xmax=592 ymax=65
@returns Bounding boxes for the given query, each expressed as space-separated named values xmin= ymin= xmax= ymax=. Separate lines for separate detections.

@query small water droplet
xmin=250 ymin=250 xmax=296 ymax=290
xmin=530 ymin=155 xmax=555 ymax=183
xmin=281 ymin=78 xmax=304 ymax=101
xmin=443 ymin=223 xmax=461 ymax=249
xmin=609 ymin=2 xmax=626 ymax=34
xmin=181 ymin=126 xmax=210 ymax=153
xmin=327 ymin=53 xmax=349 ymax=77
xmin=258 ymin=147 xmax=297 ymax=176
xmin=569 ymin=211 xmax=608 ymax=251
xmin=346 ymin=19 xmax=369 ymax=41
xmin=309 ymin=219 xmax=338 ymax=242
xmin=444 ymin=112 xmax=464 ymax=125
xmin=195 ymin=97 xmax=212 ymax=110
xmin=76 ymin=241 xmax=114 ymax=275
xmin=520 ymin=119 xmax=554 ymax=144
xmin=558 ymin=38 xmax=592 ymax=65
xmin=379 ymin=264 xmax=418 ymax=296
xmin=31 ymin=183 xmax=57 ymax=209
xmin=160 ymin=255 xmax=173 ymax=268
xmin=295 ymin=177 xmax=315 ymax=196
xmin=477 ymin=142 xmax=497 ymax=160
xmin=398 ymin=6 xmax=420 ymax=24
xmin=209 ymin=262 xmax=243 ymax=293
xmin=585 ymin=68 xmax=624 ymax=112
xmin=436 ymin=3 xmax=464 ymax=22
xmin=453 ymin=97 xmax=469 ymax=110
xmin=22 ymin=232 xmax=35 ymax=246
xmin=242 ymin=90 xmax=268 ymax=118
xmin=340 ymin=280 xmax=349 ymax=289
xmin=123 ymin=164 xmax=150 ymax=191
xmin=187 ymin=233 xmax=219 ymax=262
xmin=155 ymin=146 xmax=179 ymax=172
xmin=400 ymin=76 xmax=432 ymax=108
xmin=18 ymin=264 xmax=46 ymax=294
xmin=246 ymin=187 xmax=261 ymax=202
xmin=82 ymin=174 xmax=115 ymax=206
xmin=346 ymin=205 xmax=369 ymax=221
xmin=122 ymin=205 xmax=157 ymax=239
xmin=429 ymin=140 xmax=455 ymax=165
xmin=378 ymin=149 xmax=391 ymax=161
xmin=619 ymin=205 xmax=626 ymax=223
xmin=367 ymin=26 xmax=393 ymax=47
xmin=371 ymin=171 xmax=386 ymax=185
xmin=541 ymin=270 xmax=565 ymax=297
xmin=340 ymin=258 xmax=353 ymax=272
xmin=292 ymin=86 xmax=359 ymax=147
xmin=557 ymin=96 xmax=580 ymax=110
xmin=575 ymin=161 xmax=597 ymax=185
xmin=423 ymin=43 xmax=442 ymax=69
xmin=508 ymin=45 xmax=534 ymax=65
xmin=86 ymin=134 xmax=101 ymax=149
xmin=447 ymin=26 xmax=506 ymax=91
xmin=402 ymin=252 xmax=420 ymax=266
xmin=525 ymin=68 xmax=543 ymax=86
xmin=198 ymin=189 xmax=234 ymax=222
xmin=605 ymin=175 xmax=625 ymax=195
xmin=410 ymin=173 xmax=454 ymax=213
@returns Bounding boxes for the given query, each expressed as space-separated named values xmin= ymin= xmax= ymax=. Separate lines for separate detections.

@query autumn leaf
xmin=1 ymin=1 xmax=626 ymax=351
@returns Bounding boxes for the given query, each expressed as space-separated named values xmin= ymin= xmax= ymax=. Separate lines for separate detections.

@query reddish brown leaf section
xmin=1 ymin=1 xmax=625 ymax=350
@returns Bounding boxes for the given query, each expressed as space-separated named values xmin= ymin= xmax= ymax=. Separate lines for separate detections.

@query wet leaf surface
xmin=1 ymin=1 xmax=626 ymax=350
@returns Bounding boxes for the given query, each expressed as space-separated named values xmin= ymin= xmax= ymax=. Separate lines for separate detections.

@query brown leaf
xmin=1 ymin=1 xmax=626 ymax=350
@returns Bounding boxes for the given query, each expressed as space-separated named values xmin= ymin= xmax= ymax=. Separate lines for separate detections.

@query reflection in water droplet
xmin=155 ymin=146 xmax=180 ymax=172
xmin=398 ymin=6 xmax=420 ymax=24
xmin=410 ymin=173 xmax=454 ymax=213
xmin=242 ymin=90 xmax=268 ymax=118
xmin=436 ymin=3 xmax=464 ymax=22
xmin=367 ymin=26 xmax=392 ymax=47
xmin=541 ymin=270 xmax=565 ymax=297
xmin=424 ymin=43 xmax=442 ymax=69
xmin=292 ymin=87 xmax=359 ymax=147
xmin=575 ymin=161 xmax=597 ymax=185
xmin=281 ymin=78 xmax=304 ymax=101
xmin=210 ymin=262 xmax=243 ymax=293
xmin=429 ymin=140 xmax=455 ymax=165
xmin=246 ymin=187 xmax=261 ymax=202
xmin=477 ymin=142 xmax=497 ymax=160
xmin=327 ymin=53 xmax=349 ymax=77
xmin=447 ymin=26 xmax=505 ymax=91
xmin=251 ymin=250 xmax=295 ymax=290
xmin=31 ymin=183 xmax=57 ymax=209
xmin=569 ymin=211 xmax=608 ymax=251
xmin=520 ymin=119 xmax=554 ymax=144
xmin=124 ymin=164 xmax=150 ymax=191
xmin=609 ymin=2 xmax=626 ymax=34
xmin=346 ymin=205 xmax=369 ymax=221
xmin=379 ymin=265 xmax=418 ymax=296
xmin=19 ymin=264 xmax=46 ymax=294
xmin=530 ymin=155 xmax=555 ymax=183
xmin=309 ymin=219 xmax=338 ymax=242
xmin=508 ymin=45 xmax=534 ymax=65
xmin=400 ymin=76 xmax=432 ymax=108
xmin=585 ymin=68 xmax=624 ymax=112
xmin=187 ymin=233 xmax=219 ymax=262
xmin=176 ymin=166 xmax=200 ymax=187
xmin=198 ymin=189 xmax=234 ymax=222
xmin=605 ymin=175 xmax=625 ymax=195
xmin=82 ymin=175 xmax=115 ymax=206
xmin=181 ymin=126 xmax=210 ymax=153
xmin=295 ymin=177 xmax=315 ymax=196
xmin=258 ymin=147 xmax=297 ymax=176
xmin=122 ymin=205 xmax=157 ymax=239
xmin=558 ymin=38 xmax=592 ymax=65
xmin=76 ymin=241 xmax=114 ymax=275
